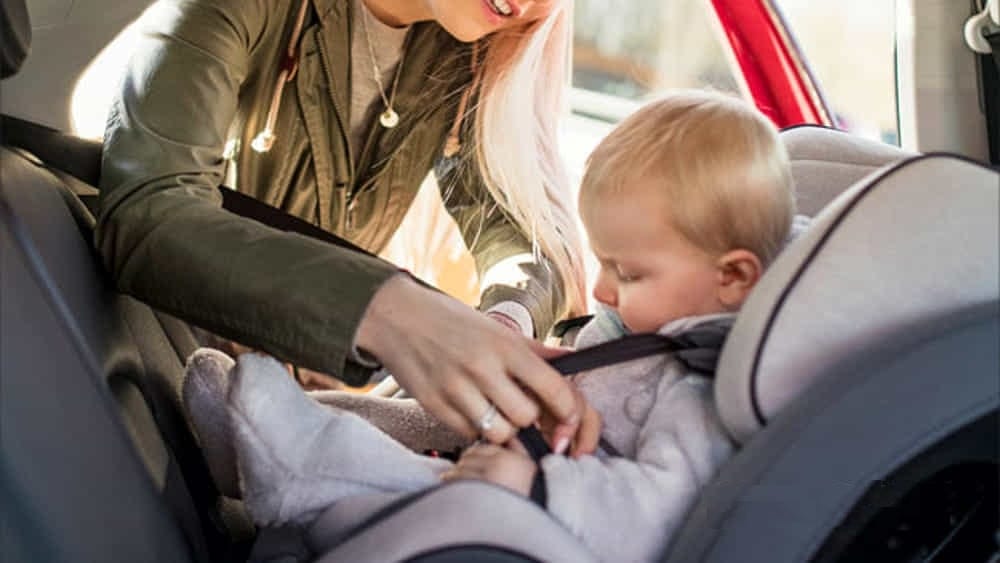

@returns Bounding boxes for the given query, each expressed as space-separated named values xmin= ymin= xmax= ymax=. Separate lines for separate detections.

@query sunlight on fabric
xmin=380 ymin=174 xmax=482 ymax=305
xmin=70 ymin=23 xmax=140 ymax=139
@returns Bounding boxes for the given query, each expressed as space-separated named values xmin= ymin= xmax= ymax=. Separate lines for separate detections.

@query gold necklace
xmin=359 ymin=3 xmax=406 ymax=128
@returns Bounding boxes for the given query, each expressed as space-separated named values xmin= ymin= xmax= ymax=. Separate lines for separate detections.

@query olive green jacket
xmin=96 ymin=0 xmax=564 ymax=385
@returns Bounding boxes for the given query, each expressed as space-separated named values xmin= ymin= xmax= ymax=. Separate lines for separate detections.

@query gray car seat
xmin=3 ymin=0 xmax=997 ymax=559
xmin=278 ymin=133 xmax=997 ymax=562
xmin=665 ymin=143 xmax=999 ymax=562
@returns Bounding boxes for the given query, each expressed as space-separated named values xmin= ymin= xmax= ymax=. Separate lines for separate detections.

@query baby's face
xmin=581 ymin=187 xmax=725 ymax=333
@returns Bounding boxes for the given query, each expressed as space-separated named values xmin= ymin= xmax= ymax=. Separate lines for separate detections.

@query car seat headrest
xmin=716 ymin=153 xmax=1000 ymax=444
xmin=0 ymin=0 xmax=30 ymax=79
xmin=782 ymin=126 xmax=916 ymax=216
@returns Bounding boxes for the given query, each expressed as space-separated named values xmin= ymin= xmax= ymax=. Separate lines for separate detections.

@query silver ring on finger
xmin=477 ymin=402 xmax=499 ymax=433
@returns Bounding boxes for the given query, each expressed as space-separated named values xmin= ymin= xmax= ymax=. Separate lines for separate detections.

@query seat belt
xmin=219 ymin=186 xmax=370 ymax=254
xmin=218 ymin=186 xmax=728 ymax=463
xmin=0 ymin=114 xmax=103 ymax=185
xmin=228 ymin=181 xmax=743 ymax=511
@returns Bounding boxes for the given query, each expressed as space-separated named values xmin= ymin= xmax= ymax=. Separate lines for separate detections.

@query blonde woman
xmin=97 ymin=0 xmax=596 ymax=450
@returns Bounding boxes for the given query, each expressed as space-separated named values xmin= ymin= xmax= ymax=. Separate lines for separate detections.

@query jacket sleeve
xmin=95 ymin=0 xmax=396 ymax=386
xmin=434 ymin=154 xmax=566 ymax=338
xmin=540 ymin=375 xmax=734 ymax=562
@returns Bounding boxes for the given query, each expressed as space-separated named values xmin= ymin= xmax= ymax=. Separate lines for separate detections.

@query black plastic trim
xmin=404 ymin=544 xmax=542 ymax=563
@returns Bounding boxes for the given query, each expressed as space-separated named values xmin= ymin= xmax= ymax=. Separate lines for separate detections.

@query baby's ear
xmin=716 ymin=249 xmax=762 ymax=309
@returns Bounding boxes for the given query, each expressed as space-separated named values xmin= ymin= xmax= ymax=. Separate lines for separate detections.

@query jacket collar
xmin=311 ymin=0 xmax=467 ymax=170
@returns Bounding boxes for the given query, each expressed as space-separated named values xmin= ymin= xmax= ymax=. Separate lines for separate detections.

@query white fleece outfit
xmin=185 ymin=309 xmax=736 ymax=562
xmin=540 ymin=310 xmax=736 ymax=562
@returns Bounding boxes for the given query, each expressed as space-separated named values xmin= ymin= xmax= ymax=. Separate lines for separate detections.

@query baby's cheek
xmin=616 ymin=302 xmax=643 ymax=333
xmin=620 ymin=297 xmax=671 ymax=333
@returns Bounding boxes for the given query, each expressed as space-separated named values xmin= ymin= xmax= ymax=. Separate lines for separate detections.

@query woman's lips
xmin=481 ymin=0 xmax=523 ymax=24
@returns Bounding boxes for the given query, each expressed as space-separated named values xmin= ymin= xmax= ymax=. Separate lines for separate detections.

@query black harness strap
xmin=516 ymin=334 xmax=683 ymax=463
xmin=517 ymin=328 xmax=727 ymax=463
xmin=218 ymin=186 xmax=726 ymax=465
xmin=518 ymin=328 xmax=729 ymax=508
xmin=219 ymin=187 xmax=370 ymax=253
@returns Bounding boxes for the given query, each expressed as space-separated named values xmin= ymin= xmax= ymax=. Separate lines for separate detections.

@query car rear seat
xmin=3 ymin=146 xmax=202 ymax=562
xmin=2 ymin=144 xmax=259 ymax=562
xmin=0 ymin=1 xmax=255 ymax=561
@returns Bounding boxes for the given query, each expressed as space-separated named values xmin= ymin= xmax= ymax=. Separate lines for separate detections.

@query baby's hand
xmin=535 ymin=378 xmax=602 ymax=457
xmin=519 ymin=340 xmax=603 ymax=457
xmin=441 ymin=442 xmax=536 ymax=497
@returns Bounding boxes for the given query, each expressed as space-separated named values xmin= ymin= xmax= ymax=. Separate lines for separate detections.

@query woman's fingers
xmin=505 ymin=346 xmax=580 ymax=434
xmin=416 ymin=391 xmax=479 ymax=440
xmin=526 ymin=339 xmax=572 ymax=360
xmin=441 ymin=375 xmax=517 ymax=444
xmin=570 ymin=398 xmax=602 ymax=456
xmin=355 ymin=275 xmax=588 ymax=446
xmin=470 ymin=354 xmax=540 ymax=428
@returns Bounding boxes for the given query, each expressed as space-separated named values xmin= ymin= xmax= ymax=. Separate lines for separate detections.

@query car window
xmin=563 ymin=0 xmax=742 ymax=182
xmin=396 ymin=2 xmax=748 ymax=308
xmin=773 ymin=0 xmax=899 ymax=145
xmin=572 ymin=0 xmax=740 ymax=107
xmin=560 ymin=0 xmax=745 ymax=308
xmin=66 ymin=1 xmax=747 ymax=310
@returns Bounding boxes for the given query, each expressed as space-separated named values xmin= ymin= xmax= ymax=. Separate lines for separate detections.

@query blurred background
xmin=379 ymin=0 xmax=898 ymax=308
xmin=67 ymin=0 xmax=899 ymax=312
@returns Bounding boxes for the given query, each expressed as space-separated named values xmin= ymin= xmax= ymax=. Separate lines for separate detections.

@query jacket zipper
xmin=343 ymin=26 xmax=417 ymax=234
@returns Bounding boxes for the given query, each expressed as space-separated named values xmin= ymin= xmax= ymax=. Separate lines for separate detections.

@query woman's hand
xmin=355 ymin=274 xmax=592 ymax=446
xmin=485 ymin=310 xmax=525 ymax=334
xmin=440 ymin=442 xmax=536 ymax=496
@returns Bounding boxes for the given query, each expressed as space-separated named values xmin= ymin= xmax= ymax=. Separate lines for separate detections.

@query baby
xmin=185 ymin=89 xmax=797 ymax=562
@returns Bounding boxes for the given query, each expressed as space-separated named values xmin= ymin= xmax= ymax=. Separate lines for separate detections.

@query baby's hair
xmin=580 ymin=90 xmax=795 ymax=265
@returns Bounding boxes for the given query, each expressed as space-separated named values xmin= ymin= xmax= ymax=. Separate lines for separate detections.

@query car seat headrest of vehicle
xmin=781 ymin=125 xmax=914 ymax=216
xmin=714 ymin=154 xmax=1000 ymax=444
xmin=0 ymin=0 xmax=31 ymax=79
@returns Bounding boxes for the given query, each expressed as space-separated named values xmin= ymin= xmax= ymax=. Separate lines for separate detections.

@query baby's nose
xmin=592 ymin=283 xmax=617 ymax=308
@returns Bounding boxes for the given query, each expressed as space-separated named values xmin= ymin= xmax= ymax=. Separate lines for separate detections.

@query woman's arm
xmin=97 ymin=0 xmax=598 ymax=445
xmin=435 ymin=156 xmax=565 ymax=338
xmin=96 ymin=0 xmax=397 ymax=385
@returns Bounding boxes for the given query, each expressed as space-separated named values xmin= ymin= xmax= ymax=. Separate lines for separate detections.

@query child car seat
xmin=664 ymin=145 xmax=999 ymax=562
xmin=277 ymin=134 xmax=997 ymax=562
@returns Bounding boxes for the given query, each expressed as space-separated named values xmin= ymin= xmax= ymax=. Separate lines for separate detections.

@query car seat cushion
xmin=782 ymin=126 xmax=914 ymax=215
xmin=306 ymin=481 xmax=599 ymax=563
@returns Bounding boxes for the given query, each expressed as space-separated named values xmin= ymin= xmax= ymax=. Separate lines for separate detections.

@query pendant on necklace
xmin=379 ymin=108 xmax=400 ymax=128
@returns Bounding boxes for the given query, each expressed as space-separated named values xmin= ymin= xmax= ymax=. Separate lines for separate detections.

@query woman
xmin=96 ymin=0 xmax=597 ymax=449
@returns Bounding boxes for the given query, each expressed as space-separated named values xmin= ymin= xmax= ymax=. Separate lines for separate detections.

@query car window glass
xmin=564 ymin=0 xmax=743 ymax=306
xmin=564 ymin=0 xmax=742 ymax=179
xmin=774 ymin=0 xmax=899 ymax=145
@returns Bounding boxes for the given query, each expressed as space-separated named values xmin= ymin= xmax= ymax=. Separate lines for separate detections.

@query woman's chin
xmin=443 ymin=24 xmax=491 ymax=43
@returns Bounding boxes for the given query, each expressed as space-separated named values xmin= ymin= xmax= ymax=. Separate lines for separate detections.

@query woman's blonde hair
xmin=468 ymin=3 xmax=587 ymax=317
xmin=580 ymin=90 xmax=795 ymax=265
